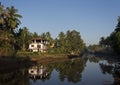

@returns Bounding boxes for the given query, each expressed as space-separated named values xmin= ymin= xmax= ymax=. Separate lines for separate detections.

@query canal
xmin=0 ymin=55 xmax=119 ymax=85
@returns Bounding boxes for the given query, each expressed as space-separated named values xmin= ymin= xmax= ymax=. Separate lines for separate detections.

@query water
xmin=0 ymin=56 xmax=119 ymax=85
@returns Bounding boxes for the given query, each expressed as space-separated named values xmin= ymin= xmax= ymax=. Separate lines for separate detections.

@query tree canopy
xmin=54 ymin=30 xmax=85 ymax=54
xmin=0 ymin=3 xmax=22 ymax=56
xmin=0 ymin=3 xmax=86 ymax=56
xmin=99 ymin=16 xmax=120 ymax=54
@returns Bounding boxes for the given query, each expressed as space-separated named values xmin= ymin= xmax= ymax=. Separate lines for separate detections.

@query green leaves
xmin=99 ymin=16 xmax=120 ymax=54
xmin=0 ymin=4 xmax=22 ymax=31
xmin=0 ymin=3 xmax=22 ymax=56
xmin=56 ymin=30 xmax=85 ymax=54
xmin=112 ymin=32 xmax=120 ymax=53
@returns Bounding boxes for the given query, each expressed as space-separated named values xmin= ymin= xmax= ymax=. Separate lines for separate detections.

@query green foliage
xmin=99 ymin=16 xmax=120 ymax=54
xmin=32 ymin=32 xmax=39 ymax=38
xmin=54 ymin=30 xmax=85 ymax=54
xmin=0 ymin=3 xmax=22 ymax=56
xmin=112 ymin=32 xmax=120 ymax=53
xmin=0 ymin=5 xmax=22 ymax=32
xmin=17 ymin=27 xmax=32 ymax=51
xmin=0 ymin=3 xmax=85 ymax=56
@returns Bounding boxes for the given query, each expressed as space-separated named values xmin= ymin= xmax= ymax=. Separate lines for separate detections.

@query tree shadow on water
xmin=0 ymin=56 xmax=37 ymax=73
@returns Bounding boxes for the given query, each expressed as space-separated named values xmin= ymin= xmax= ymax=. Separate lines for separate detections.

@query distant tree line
xmin=0 ymin=3 xmax=85 ymax=56
xmin=99 ymin=16 xmax=120 ymax=54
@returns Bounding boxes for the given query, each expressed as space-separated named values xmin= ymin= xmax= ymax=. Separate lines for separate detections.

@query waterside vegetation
xmin=0 ymin=3 xmax=85 ymax=58
xmin=0 ymin=3 xmax=120 ymax=61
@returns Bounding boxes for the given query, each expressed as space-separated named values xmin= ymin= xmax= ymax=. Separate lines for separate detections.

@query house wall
xmin=29 ymin=42 xmax=48 ymax=52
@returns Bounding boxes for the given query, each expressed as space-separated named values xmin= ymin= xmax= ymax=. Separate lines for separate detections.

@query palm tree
xmin=6 ymin=6 xmax=22 ymax=32
xmin=0 ymin=4 xmax=5 ymax=29
xmin=0 ymin=3 xmax=22 ymax=56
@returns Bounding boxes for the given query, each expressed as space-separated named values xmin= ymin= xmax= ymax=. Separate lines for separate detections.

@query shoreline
xmin=0 ymin=54 xmax=69 ymax=71
xmin=0 ymin=52 xmax=119 ymax=71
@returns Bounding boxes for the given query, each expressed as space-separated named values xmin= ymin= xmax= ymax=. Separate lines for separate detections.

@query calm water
xmin=0 ymin=55 xmax=119 ymax=85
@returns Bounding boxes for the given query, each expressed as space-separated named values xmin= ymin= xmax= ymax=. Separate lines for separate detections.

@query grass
xmin=16 ymin=51 xmax=68 ymax=58
xmin=17 ymin=52 xmax=69 ymax=64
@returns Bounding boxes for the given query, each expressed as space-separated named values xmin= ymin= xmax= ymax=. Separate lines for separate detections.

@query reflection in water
xmin=55 ymin=58 xmax=87 ymax=83
xmin=99 ymin=62 xmax=114 ymax=74
xmin=28 ymin=65 xmax=49 ymax=80
xmin=99 ymin=61 xmax=120 ymax=85
xmin=0 ymin=56 xmax=120 ymax=85
xmin=29 ymin=57 xmax=87 ymax=84
xmin=0 ymin=69 xmax=29 ymax=85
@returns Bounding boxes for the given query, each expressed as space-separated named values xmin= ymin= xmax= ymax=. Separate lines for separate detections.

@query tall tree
xmin=46 ymin=32 xmax=53 ymax=42
xmin=57 ymin=30 xmax=85 ymax=54
xmin=6 ymin=6 xmax=22 ymax=32
xmin=18 ymin=27 xmax=32 ymax=51
xmin=112 ymin=32 xmax=120 ymax=53
xmin=99 ymin=16 xmax=120 ymax=54
xmin=0 ymin=4 xmax=5 ymax=29
xmin=0 ymin=3 xmax=22 ymax=56
xmin=115 ymin=16 xmax=120 ymax=32
xmin=66 ymin=30 xmax=85 ymax=54
xmin=32 ymin=32 xmax=39 ymax=38
xmin=110 ymin=16 xmax=120 ymax=54
xmin=40 ymin=32 xmax=46 ymax=39
xmin=58 ymin=32 xmax=66 ymax=53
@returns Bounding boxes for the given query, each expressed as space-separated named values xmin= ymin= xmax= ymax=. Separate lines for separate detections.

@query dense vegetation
xmin=0 ymin=3 xmax=85 ymax=56
xmin=53 ymin=30 xmax=85 ymax=54
xmin=1 ymin=3 xmax=119 ymax=57
xmin=99 ymin=16 xmax=120 ymax=55
xmin=0 ymin=3 xmax=22 ymax=56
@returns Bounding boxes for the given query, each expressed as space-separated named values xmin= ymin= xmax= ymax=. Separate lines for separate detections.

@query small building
xmin=29 ymin=38 xmax=48 ymax=52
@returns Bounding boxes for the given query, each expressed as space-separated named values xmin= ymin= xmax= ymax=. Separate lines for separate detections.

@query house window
xmin=31 ymin=45 xmax=34 ymax=47
xmin=37 ymin=45 xmax=41 ymax=48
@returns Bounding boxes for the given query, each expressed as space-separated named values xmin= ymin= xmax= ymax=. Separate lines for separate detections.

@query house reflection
xmin=28 ymin=65 xmax=49 ymax=80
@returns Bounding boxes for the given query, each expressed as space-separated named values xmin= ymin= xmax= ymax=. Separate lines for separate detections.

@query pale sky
xmin=1 ymin=0 xmax=120 ymax=45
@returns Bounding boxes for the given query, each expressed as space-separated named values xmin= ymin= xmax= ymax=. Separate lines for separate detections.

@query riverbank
xmin=0 ymin=54 xmax=69 ymax=71
xmin=0 ymin=51 xmax=119 ymax=72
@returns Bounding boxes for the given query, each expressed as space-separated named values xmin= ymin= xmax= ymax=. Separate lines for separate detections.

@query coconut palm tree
xmin=6 ymin=6 xmax=22 ymax=32
xmin=0 ymin=3 xmax=22 ymax=56
xmin=0 ymin=4 xmax=5 ymax=29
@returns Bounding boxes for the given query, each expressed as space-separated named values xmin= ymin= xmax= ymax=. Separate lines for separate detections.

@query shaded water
xmin=0 ymin=55 xmax=119 ymax=85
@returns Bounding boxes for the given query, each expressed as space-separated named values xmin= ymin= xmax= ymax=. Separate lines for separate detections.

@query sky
xmin=1 ymin=0 xmax=120 ymax=46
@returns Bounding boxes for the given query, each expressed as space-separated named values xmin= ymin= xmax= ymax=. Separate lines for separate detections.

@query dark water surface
xmin=0 ymin=55 xmax=119 ymax=85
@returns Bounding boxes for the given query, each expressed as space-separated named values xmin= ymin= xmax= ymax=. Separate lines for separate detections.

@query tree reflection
xmin=1 ymin=56 xmax=119 ymax=85
xmin=99 ymin=61 xmax=120 ymax=85
xmin=54 ymin=58 xmax=87 ymax=83
xmin=28 ymin=57 xmax=87 ymax=83
xmin=99 ymin=63 xmax=114 ymax=74
xmin=113 ymin=62 xmax=120 ymax=85
xmin=89 ymin=56 xmax=101 ymax=63
xmin=0 ymin=69 xmax=29 ymax=85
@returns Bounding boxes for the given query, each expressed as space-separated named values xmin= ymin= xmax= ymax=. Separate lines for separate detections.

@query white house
xmin=29 ymin=38 xmax=48 ymax=52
